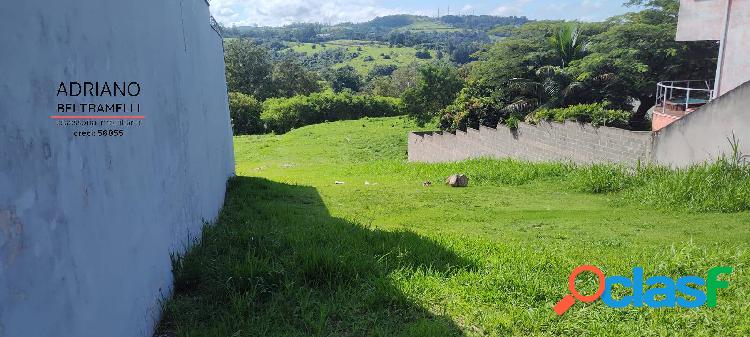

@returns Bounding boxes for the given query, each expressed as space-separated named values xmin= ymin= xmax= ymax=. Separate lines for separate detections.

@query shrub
xmin=261 ymin=91 xmax=404 ymax=133
xmin=527 ymin=102 xmax=631 ymax=128
xmin=439 ymin=88 xmax=505 ymax=132
xmin=414 ymin=50 xmax=432 ymax=59
xmin=366 ymin=64 xmax=398 ymax=81
xmin=228 ymin=92 xmax=263 ymax=135
xmin=363 ymin=56 xmax=375 ymax=62
xmin=327 ymin=66 xmax=363 ymax=93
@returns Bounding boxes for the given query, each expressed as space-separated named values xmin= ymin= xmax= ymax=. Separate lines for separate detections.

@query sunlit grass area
xmin=158 ymin=117 xmax=750 ymax=336
xmin=289 ymin=40 xmax=433 ymax=75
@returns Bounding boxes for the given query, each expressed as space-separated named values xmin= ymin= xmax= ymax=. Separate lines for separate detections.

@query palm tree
xmin=502 ymin=66 xmax=617 ymax=116
xmin=502 ymin=66 xmax=575 ymax=115
xmin=548 ymin=22 xmax=587 ymax=68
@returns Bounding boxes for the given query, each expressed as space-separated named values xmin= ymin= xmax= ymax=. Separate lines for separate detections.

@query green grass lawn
xmin=158 ymin=117 xmax=750 ymax=336
xmin=289 ymin=40 xmax=434 ymax=75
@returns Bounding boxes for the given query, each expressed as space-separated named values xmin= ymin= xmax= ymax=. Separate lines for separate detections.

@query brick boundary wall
xmin=408 ymin=121 xmax=654 ymax=165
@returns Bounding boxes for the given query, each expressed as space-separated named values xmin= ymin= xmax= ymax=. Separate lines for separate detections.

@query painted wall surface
xmin=652 ymin=80 xmax=750 ymax=167
xmin=718 ymin=0 xmax=750 ymax=96
xmin=408 ymin=122 xmax=653 ymax=165
xmin=676 ymin=0 xmax=724 ymax=41
xmin=0 ymin=1 xmax=234 ymax=337
xmin=676 ymin=0 xmax=750 ymax=96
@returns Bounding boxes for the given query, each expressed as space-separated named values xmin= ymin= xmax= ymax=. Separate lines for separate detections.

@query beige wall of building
xmin=677 ymin=0 xmax=750 ymax=96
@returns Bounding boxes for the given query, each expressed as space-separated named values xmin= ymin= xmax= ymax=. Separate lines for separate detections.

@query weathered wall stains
xmin=0 ymin=1 xmax=234 ymax=337
xmin=0 ymin=210 xmax=23 ymax=270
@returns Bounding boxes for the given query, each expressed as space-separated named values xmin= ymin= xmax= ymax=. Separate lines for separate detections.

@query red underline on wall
xmin=50 ymin=116 xmax=145 ymax=119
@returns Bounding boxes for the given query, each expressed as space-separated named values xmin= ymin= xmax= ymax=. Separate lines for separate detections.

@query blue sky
xmin=211 ymin=0 xmax=640 ymax=27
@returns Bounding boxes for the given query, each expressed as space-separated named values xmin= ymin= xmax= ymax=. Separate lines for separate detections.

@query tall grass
xmin=626 ymin=160 xmax=750 ymax=212
xmin=354 ymin=157 xmax=750 ymax=213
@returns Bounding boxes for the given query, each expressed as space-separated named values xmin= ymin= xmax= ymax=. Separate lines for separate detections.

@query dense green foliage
xmin=366 ymin=64 xmax=399 ymax=80
xmin=159 ymin=117 xmax=750 ymax=337
xmin=567 ymin=0 xmax=717 ymax=123
xmin=548 ymin=22 xmax=587 ymax=67
xmin=364 ymin=62 xmax=421 ymax=97
xmin=271 ymin=56 xmax=322 ymax=97
xmin=224 ymin=39 xmax=274 ymax=99
xmin=326 ymin=65 xmax=363 ymax=93
xmin=228 ymin=92 xmax=263 ymax=135
xmin=225 ymin=39 xmax=322 ymax=100
xmin=223 ymin=1 xmax=716 ymax=134
xmin=414 ymin=49 xmax=432 ymax=59
xmin=526 ymin=102 xmax=631 ymax=128
xmin=437 ymin=0 xmax=716 ymax=132
xmin=402 ymin=63 xmax=464 ymax=125
xmin=261 ymin=92 xmax=404 ymax=133
xmin=222 ymin=1 xmax=716 ymax=135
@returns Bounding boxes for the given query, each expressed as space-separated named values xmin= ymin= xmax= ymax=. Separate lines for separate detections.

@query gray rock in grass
xmin=446 ymin=174 xmax=468 ymax=187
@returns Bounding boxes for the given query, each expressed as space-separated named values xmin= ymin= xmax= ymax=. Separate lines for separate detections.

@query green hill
xmin=289 ymin=39 xmax=434 ymax=74
xmin=224 ymin=14 xmax=529 ymax=42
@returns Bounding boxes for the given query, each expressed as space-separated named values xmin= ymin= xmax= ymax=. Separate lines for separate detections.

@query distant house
xmin=653 ymin=0 xmax=749 ymax=131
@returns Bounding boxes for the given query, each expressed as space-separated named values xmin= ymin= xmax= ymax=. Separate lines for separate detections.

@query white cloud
xmin=581 ymin=0 xmax=604 ymax=9
xmin=493 ymin=6 xmax=514 ymax=15
xmin=459 ymin=4 xmax=475 ymax=15
xmin=210 ymin=0 xmax=418 ymax=26
xmin=492 ymin=0 xmax=532 ymax=16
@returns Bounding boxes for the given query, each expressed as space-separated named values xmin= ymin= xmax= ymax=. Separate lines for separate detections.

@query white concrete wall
xmin=0 ymin=1 xmax=234 ymax=337
xmin=652 ymin=80 xmax=750 ymax=167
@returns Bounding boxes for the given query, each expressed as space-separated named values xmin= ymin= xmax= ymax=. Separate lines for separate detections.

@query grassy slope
xmin=160 ymin=117 xmax=750 ymax=336
xmin=290 ymin=40 xmax=434 ymax=75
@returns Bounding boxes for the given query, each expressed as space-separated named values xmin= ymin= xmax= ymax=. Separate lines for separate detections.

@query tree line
xmin=225 ymin=0 xmax=717 ymax=135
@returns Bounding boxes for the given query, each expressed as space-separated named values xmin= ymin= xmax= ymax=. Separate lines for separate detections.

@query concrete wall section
xmin=0 ymin=1 xmax=234 ymax=337
xmin=652 ymin=80 xmax=750 ymax=167
xmin=719 ymin=0 xmax=750 ymax=96
xmin=676 ymin=0 xmax=750 ymax=96
xmin=408 ymin=122 xmax=653 ymax=165
xmin=676 ymin=0 xmax=724 ymax=41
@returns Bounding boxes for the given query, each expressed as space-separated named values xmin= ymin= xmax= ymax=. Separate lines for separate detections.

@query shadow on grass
xmin=157 ymin=176 xmax=475 ymax=337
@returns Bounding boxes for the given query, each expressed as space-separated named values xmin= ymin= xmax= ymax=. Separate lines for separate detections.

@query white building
xmin=677 ymin=0 xmax=750 ymax=97
xmin=653 ymin=0 xmax=749 ymax=130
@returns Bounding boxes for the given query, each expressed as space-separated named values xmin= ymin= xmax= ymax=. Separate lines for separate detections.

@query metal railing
xmin=201 ymin=0 xmax=222 ymax=38
xmin=209 ymin=15 xmax=222 ymax=37
xmin=656 ymin=80 xmax=714 ymax=115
